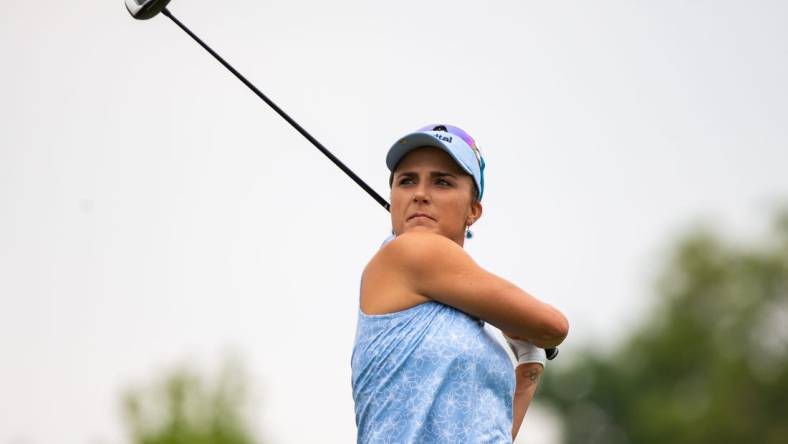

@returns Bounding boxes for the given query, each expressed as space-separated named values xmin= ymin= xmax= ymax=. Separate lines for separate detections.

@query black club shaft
xmin=159 ymin=7 xmax=556 ymax=360
xmin=161 ymin=8 xmax=390 ymax=212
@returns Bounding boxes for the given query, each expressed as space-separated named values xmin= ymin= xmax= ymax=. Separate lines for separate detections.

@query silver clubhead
xmin=125 ymin=0 xmax=171 ymax=20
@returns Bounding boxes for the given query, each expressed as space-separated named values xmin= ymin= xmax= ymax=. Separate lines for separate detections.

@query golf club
xmin=124 ymin=0 xmax=558 ymax=361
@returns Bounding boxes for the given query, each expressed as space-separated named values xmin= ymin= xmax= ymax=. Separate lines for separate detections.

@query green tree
xmin=540 ymin=211 xmax=788 ymax=444
xmin=121 ymin=358 xmax=261 ymax=444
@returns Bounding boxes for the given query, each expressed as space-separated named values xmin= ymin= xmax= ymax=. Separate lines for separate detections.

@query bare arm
xmin=376 ymin=231 xmax=569 ymax=348
xmin=511 ymin=363 xmax=543 ymax=440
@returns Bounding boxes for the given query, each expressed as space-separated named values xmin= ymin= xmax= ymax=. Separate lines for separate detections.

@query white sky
xmin=1 ymin=0 xmax=787 ymax=443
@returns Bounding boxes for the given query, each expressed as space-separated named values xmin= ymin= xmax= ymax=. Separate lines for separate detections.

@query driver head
xmin=125 ymin=0 xmax=171 ymax=20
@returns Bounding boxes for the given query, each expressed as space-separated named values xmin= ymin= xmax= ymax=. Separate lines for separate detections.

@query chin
xmin=403 ymin=225 xmax=439 ymax=234
xmin=410 ymin=226 xmax=456 ymax=239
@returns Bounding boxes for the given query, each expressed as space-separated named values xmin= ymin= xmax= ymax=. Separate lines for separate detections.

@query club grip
xmin=545 ymin=347 xmax=559 ymax=360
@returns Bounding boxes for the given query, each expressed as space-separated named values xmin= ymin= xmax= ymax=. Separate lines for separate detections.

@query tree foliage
xmin=121 ymin=358 xmax=260 ymax=444
xmin=540 ymin=211 xmax=788 ymax=444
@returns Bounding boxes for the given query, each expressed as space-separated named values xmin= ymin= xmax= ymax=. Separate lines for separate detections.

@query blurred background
xmin=1 ymin=0 xmax=786 ymax=443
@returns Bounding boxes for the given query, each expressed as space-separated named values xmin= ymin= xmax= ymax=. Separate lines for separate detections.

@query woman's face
xmin=390 ymin=146 xmax=482 ymax=246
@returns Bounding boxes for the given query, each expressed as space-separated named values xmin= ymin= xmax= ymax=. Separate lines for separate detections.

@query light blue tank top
xmin=351 ymin=300 xmax=515 ymax=443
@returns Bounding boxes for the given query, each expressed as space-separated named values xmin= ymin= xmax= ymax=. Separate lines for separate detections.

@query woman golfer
xmin=351 ymin=124 xmax=569 ymax=443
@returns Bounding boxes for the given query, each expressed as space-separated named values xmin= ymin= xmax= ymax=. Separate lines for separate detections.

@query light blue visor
xmin=386 ymin=124 xmax=485 ymax=200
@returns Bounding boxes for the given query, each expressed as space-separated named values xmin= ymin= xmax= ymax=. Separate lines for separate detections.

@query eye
xmin=398 ymin=176 xmax=415 ymax=185
xmin=436 ymin=178 xmax=452 ymax=186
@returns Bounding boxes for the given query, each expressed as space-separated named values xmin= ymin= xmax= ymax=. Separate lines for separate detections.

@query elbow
xmin=552 ymin=314 xmax=570 ymax=343
xmin=533 ymin=313 xmax=569 ymax=348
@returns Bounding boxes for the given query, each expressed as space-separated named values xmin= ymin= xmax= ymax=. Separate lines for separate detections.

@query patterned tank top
xmin=351 ymin=300 xmax=515 ymax=443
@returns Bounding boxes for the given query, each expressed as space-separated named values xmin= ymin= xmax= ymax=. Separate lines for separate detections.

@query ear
xmin=467 ymin=200 xmax=483 ymax=226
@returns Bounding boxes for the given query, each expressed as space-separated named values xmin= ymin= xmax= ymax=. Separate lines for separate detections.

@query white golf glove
xmin=504 ymin=336 xmax=546 ymax=368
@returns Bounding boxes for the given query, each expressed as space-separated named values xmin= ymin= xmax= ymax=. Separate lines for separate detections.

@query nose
xmin=412 ymin=181 xmax=430 ymax=204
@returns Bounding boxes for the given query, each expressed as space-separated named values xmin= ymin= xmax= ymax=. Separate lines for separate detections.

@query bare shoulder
xmin=375 ymin=231 xmax=471 ymax=271
xmin=359 ymin=232 xmax=456 ymax=315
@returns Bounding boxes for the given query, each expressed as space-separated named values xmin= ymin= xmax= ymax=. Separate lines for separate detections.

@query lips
xmin=407 ymin=213 xmax=436 ymax=222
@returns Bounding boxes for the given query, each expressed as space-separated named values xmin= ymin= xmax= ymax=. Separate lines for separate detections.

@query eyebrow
xmin=396 ymin=171 xmax=458 ymax=179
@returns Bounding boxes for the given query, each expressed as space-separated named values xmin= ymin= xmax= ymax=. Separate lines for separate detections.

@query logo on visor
xmin=433 ymin=134 xmax=453 ymax=143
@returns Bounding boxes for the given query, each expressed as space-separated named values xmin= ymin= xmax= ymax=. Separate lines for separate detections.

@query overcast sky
xmin=1 ymin=1 xmax=787 ymax=443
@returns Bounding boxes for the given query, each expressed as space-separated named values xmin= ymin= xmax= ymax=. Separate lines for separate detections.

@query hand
xmin=504 ymin=334 xmax=547 ymax=368
xmin=504 ymin=331 xmax=559 ymax=361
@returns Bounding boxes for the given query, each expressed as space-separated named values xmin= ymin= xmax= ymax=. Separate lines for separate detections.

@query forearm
xmin=511 ymin=363 xmax=543 ymax=441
